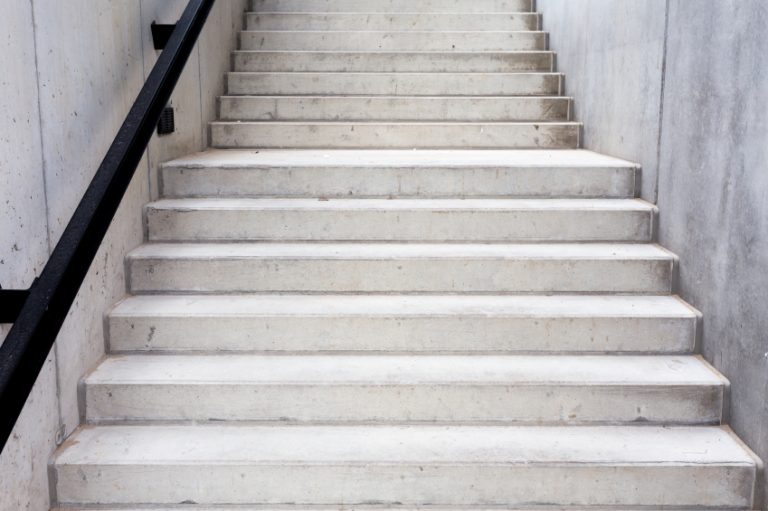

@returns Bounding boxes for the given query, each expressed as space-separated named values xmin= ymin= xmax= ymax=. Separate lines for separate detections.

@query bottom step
xmin=53 ymin=425 xmax=759 ymax=508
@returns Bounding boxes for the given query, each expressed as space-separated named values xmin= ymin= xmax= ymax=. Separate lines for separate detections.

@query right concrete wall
xmin=539 ymin=0 xmax=768 ymax=504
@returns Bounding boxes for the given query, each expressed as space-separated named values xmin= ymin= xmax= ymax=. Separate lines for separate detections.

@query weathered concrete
xmin=108 ymin=294 xmax=698 ymax=354
xmin=52 ymin=424 xmax=758 ymax=507
xmin=538 ymin=0 xmax=667 ymax=202
xmin=537 ymin=0 xmax=768 ymax=505
xmin=160 ymin=149 xmax=639 ymax=198
xmin=83 ymin=354 xmax=726 ymax=424
xmin=210 ymin=121 xmax=581 ymax=149
xmin=657 ymin=2 xmax=768 ymax=507
xmin=126 ymin=242 xmax=675 ymax=294
xmin=145 ymin=198 xmax=656 ymax=242
xmin=0 ymin=4 xmax=61 ymax=511
xmin=0 ymin=1 xmax=246 ymax=509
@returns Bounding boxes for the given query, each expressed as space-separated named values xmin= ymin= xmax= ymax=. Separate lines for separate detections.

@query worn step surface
xmin=233 ymin=52 xmax=554 ymax=72
xmin=160 ymin=149 xmax=639 ymax=199
xmin=53 ymin=424 xmax=759 ymax=507
xmin=108 ymin=294 xmax=698 ymax=354
xmin=126 ymin=243 xmax=675 ymax=294
xmin=145 ymin=198 xmax=655 ymax=242
xmin=246 ymin=12 xmax=542 ymax=31
xmin=251 ymin=0 xmax=534 ymax=13
xmin=219 ymin=96 xmax=571 ymax=122
xmin=240 ymin=30 xmax=547 ymax=52
xmin=229 ymin=71 xmax=559 ymax=95
xmin=84 ymin=354 xmax=725 ymax=424
xmin=211 ymin=121 xmax=580 ymax=149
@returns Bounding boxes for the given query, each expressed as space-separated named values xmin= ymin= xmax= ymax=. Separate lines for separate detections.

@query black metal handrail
xmin=0 ymin=0 xmax=215 ymax=453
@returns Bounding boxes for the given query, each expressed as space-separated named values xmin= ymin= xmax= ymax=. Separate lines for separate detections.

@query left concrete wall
xmin=0 ymin=1 xmax=247 ymax=509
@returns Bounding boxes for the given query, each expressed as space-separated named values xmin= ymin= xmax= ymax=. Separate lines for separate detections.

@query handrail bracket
xmin=0 ymin=287 xmax=31 ymax=324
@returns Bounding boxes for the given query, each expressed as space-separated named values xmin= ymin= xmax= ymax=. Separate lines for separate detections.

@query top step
xmin=251 ymin=0 xmax=534 ymax=13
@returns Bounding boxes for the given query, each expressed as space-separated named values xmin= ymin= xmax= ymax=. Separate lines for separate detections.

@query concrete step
xmin=232 ymin=52 xmax=554 ymax=72
xmin=145 ymin=198 xmax=656 ymax=242
xmin=210 ymin=121 xmax=580 ymax=149
xmin=84 ymin=354 xmax=725 ymax=424
xmin=219 ymin=96 xmax=570 ymax=121
xmin=53 ymin=424 xmax=760 ymax=507
xmin=229 ymin=71 xmax=558 ymax=95
xmin=126 ymin=243 xmax=675 ymax=294
xmin=160 ymin=149 xmax=640 ymax=199
xmin=239 ymin=30 xmax=547 ymax=52
xmin=52 ymin=508 xmax=764 ymax=511
xmin=246 ymin=12 xmax=542 ymax=31
xmin=250 ymin=0 xmax=534 ymax=13
xmin=108 ymin=294 xmax=699 ymax=354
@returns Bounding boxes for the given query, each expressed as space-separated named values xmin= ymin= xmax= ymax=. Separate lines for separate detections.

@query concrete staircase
xmin=52 ymin=0 xmax=762 ymax=509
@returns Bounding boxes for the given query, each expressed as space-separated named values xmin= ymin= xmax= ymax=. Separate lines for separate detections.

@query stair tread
xmin=53 ymin=508 xmax=764 ymax=511
xmin=240 ymin=29 xmax=546 ymax=33
xmin=211 ymin=121 xmax=580 ymax=125
xmin=250 ymin=0 xmax=535 ymax=13
xmin=233 ymin=51 xmax=553 ymax=57
xmin=227 ymin=68 xmax=562 ymax=72
xmin=54 ymin=424 xmax=756 ymax=466
xmin=86 ymin=354 xmax=722 ymax=386
xmin=219 ymin=94 xmax=570 ymax=98
xmin=111 ymin=294 xmax=695 ymax=318
xmin=128 ymin=242 xmax=674 ymax=260
xmin=163 ymin=149 xmax=637 ymax=169
xmin=247 ymin=11 xmax=540 ymax=14
xmin=147 ymin=198 xmax=655 ymax=212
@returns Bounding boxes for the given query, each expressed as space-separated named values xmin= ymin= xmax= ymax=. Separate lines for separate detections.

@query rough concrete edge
xmin=723 ymin=425 xmax=766 ymax=510
xmin=695 ymin=354 xmax=731 ymax=425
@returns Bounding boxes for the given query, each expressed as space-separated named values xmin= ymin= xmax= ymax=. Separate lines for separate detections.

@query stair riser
xmin=210 ymin=123 xmax=580 ymax=149
xmin=239 ymin=31 xmax=547 ymax=52
xmin=161 ymin=165 xmax=637 ymax=199
xmin=233 ymin=53 xmax=554 ymax=72
xmin=247 ymin=12 xmax=541 ymax=31
xmin=145 ymin=208 xmax=653 ymax=242
xmin=86 ymin=383 xmax=723 ymax=424
xmin=229 ymin=73 xmax=558 ymax=96
xmin=128 ymin=258 xmax=673 ymax=294
xmin=109 ymin=314 xmax=696 ymax=354
xmin=219 ymin=97 xmax=570 ymax=122
xmin=55 ymin=463 xmax=754 ymax=507
xmin=251 ymin=0 xmax=534 ymax=13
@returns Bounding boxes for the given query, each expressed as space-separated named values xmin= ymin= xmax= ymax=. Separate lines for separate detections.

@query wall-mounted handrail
xmin=0 ymin=0 xmax=216 ymax=453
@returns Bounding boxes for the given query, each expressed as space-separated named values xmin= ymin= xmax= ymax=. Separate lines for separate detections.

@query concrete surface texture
xmin=0 ymin=1 xmax=246 ymax=509
xmin=50 ymin=0 xmax=761 ymax=507
xmin=537 ymin=0 xmax=768 ymax=505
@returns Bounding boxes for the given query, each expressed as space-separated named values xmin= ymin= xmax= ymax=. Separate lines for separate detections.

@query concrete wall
xmin=538 ymin=0 xmax=768 ymax=505
xmin=0 ymin=1 xmax=246 ymax=509
xmin=540 ymin=0 xmax=667 ymax=201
